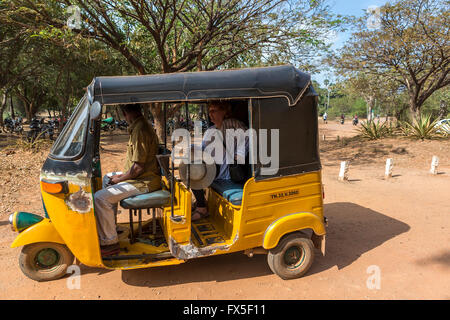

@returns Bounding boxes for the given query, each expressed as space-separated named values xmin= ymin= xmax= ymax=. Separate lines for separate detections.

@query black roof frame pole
xmin=185 ymin=101 xmax=190 ymax=191
xmin=171 ymin=137 xmax=175 ymax=220
xmin=163 ymin=102 xmax=167 ymax=150
xmin=248 ymin=98 xmax=255 ymax=178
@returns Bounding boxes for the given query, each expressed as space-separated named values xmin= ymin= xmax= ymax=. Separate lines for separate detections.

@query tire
xmin=19 ymin=242 xmax=74 ymax=282
xmin=267 ymin=233 xmax=315 ymax=280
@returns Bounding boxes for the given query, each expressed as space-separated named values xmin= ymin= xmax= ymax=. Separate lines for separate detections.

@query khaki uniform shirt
xmin=124 ymin=116 xmax=161 ymax=193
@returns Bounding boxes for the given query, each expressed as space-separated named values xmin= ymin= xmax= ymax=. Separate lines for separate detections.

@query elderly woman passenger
xmin=191 ymin=101 xmax=249 ymax=221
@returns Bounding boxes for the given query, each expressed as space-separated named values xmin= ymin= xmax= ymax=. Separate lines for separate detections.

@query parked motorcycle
xmin=115 ymin=119 xmax=129 ymax=131
xmin=4 ymin=117 xmax=24 ymax=135
xmin=27 ymin=118 xmax=44 ymax=142
xmin=41 ymin=121 xmax=55 ymax=140
xmin=101 ymin=117 xmax=116 ymax=132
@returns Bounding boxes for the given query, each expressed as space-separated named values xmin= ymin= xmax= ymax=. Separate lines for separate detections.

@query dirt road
xmin=0 ymin=121 xmax=449 ymax=300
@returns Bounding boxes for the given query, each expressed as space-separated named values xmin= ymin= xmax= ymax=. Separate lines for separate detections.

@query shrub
xmin=399 ymin=113 xmax=442 ymax=140
xmin=14 ymin=133 xmax=52 ymax=151
xmin=356 ymin=120 xmax=391 ymax=140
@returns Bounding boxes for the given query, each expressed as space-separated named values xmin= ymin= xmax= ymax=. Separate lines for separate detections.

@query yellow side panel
xmin=208 ymin=190 xmax=241 ymax=240
xmin=262 ymin=212 xmax=326 ymax=250
xmin=236 ymin=171 xmax=325 ymax=251
xmin=41 ymin=183 xmax=103 ymax=267
xmin=11 ymin=219 xmax=65 ymax=248
xmin=162 ymin=180 xmax=191 ymax=245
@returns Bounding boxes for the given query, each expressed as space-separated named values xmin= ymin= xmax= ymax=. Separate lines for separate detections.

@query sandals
xmin=101 ymin=243 xmax=120 ymax=256
xmin=192 ymin=207 xmax=209 ymax=221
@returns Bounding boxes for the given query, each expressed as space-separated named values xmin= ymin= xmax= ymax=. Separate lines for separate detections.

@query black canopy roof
xmin=87 ymin=65 xmax=315 ymax=106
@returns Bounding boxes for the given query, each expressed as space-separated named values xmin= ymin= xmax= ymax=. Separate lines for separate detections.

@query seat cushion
xmin=211 ymin=180 xmax=244 ymax=206
xmin=120 ymin=190 xmax=170 ymax=209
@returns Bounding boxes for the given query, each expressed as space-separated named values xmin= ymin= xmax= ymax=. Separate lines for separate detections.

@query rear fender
xmin=262 ymin=212 xmax=326 ymax=251
xmin=11 ymin=219 xmax=65 ymax=248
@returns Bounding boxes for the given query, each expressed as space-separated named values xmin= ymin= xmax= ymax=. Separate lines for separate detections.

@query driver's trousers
xmin=94 ymin=172 xmax=146 ymax=246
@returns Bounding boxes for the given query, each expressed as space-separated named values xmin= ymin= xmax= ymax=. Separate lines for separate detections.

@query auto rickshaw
xmin=9 ymin=65 xmax=327 ymax=281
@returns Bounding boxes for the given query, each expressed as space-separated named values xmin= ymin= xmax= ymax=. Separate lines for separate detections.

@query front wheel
xmin=19 ymin=242 xmax=74 ymax=282
xmin=267 ymin=233 xmax=315 ymax=280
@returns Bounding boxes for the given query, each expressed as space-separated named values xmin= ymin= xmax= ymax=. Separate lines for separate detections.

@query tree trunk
xmin=365 ymin=96 xmax=375 ymax=121
xmin=150 ymin=103 xmax=164 ymax=144
xmin=408 ymin=95 xmax=421 ymax=120
xmin=24 ymin=104 xmax=32 ymax=122
xmin=0 ymin=92 xmax=7 ymax=126
xmin=115 ymin=106 xmax=121 ymax=121
xmin=148 ymin=103 xmax=184 ymax=143
xmin=10 ymin=95 xmax=15 ymax=119
xmin=143 ymin=103 xmax=150 ymax=122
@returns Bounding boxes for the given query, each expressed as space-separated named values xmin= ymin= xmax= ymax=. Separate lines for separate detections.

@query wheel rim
xmin=283 ymin=246 xmax=305 ymax=269
xmin=34 ymin=248 xmax=61 ymax=270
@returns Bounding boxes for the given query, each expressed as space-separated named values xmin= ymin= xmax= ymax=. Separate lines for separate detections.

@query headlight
xmin=9 ymin=212 xmax=43 ymax=233
xmin=9 ymin=212 xmax=18 ymax=232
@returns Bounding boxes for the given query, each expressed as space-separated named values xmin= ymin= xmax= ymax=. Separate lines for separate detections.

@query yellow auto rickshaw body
xmin=9 ymin=65 xmax=326 ymax=279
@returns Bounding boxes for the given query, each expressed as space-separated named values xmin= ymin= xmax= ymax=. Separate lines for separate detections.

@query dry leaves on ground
xmin=0 ymin=148 xmax=49 ymax=217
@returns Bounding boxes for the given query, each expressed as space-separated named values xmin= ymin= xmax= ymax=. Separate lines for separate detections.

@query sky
xmin=311 ymin=0 xmax=389 ymax=87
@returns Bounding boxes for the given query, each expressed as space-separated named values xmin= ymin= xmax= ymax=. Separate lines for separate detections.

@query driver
xmin=94 ymin=104 xmax=161 ymax=256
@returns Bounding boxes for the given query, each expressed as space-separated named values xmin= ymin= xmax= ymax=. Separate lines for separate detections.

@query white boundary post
xmin=430 ymin=156 xmax=439 ymax=175
xmin=385 ymin=158 xmax=393 ymax=179
xmin=338 ymin=161 xmax=349 ymax=181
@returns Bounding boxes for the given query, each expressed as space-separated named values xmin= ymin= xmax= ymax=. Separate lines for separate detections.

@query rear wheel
xmin=267 ymin=233 xmax=315 ymax=280
xmin=19 ymin=242 xmax=74 ymax=282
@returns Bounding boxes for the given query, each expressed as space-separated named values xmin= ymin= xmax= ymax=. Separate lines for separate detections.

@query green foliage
xmin=330 ymin=0 xmax=449 ymax=118
xmin=356 ymin=120 xmax=391 ymax=140
xmin=399 ymin=113 xmax=442 ymax=140
xmin=327 ymin=95 xmax=367 ymax=118
xmin=1 ymin=0 xmax=347 ymax=131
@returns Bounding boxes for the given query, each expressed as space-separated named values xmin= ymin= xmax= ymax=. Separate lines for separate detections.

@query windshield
xmin=50 ymin=95 xmax=89 ymax=159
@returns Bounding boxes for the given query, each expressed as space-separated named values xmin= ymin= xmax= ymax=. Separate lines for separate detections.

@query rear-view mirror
xmin=90 ymin=101 xmax=102 ymax=120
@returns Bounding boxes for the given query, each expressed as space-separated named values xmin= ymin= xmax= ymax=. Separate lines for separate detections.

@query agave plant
xmin=399 ymin=114 xmax=441 ymax=140
xmin=356 ymin=120 xmax=391 ymax=140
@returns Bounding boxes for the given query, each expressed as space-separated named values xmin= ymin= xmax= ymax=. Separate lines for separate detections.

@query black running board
xmin=102 ymin=251 xmax=173 ymax=261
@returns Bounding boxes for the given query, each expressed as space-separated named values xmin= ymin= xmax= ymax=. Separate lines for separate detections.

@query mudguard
xmin=11 ymin=218 xmax=65 ymax=248
xmin=262 ymin=212 xmax=326 ymax=250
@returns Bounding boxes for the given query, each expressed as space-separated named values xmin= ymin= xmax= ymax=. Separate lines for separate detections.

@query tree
xmin=338 ymin=72 xmax=410 ymax=121
xmin=0 ymin=3 xmax=38 ymax=124
xmin=332 ymin=0 xmax=449 ymax=119
xmin=7 ymin=0 xmax=346 ymax=140
xmin=1 ymin=0 xmax=127 ymax=121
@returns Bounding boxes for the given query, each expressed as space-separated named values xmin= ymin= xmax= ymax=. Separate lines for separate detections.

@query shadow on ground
xmin=0 ymin=220 xmax=10 ymax=226
xmin=415 ymin=251 xmax=450 ymax=268
xmin=0 ymin=133 xmax=22 ymax=149
xmin=121 ymin=251 xmax=271 ymax=288
xmin=117 ymin=202 xmax=410 ymax=287
xmin=309 ymin=202 xmax=410 ymax=275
